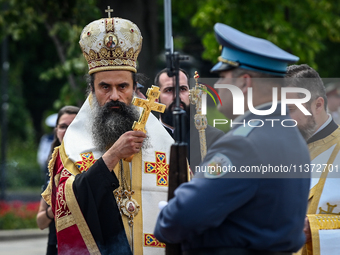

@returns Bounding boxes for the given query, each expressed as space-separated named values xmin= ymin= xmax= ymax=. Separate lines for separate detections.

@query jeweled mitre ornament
xmin=79 ymin=17 xmax=143 ymax=74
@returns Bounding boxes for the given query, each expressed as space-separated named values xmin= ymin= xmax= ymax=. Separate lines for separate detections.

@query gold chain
xmin=114 ymin=160 xmax=140 ymax=228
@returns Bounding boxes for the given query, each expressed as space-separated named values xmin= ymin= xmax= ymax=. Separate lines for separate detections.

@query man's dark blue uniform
xmin=154 ymin=105 xmax=310 ymax=253
xmin=154 ymin=23 xmax=311 ymax=255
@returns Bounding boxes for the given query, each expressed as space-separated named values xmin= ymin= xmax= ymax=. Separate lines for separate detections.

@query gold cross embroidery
xmin=144 ymin=152 xmax=169 ymax=186
xmin=132 ymin=85 xmax=166 ymax=133
xmin=319 ymin=203 xmax=340 ymax=215
xmin=74 ymin=152 xmax=97 ymax=172
xmin=144 ymin=233 xmax=166 ymax=248
xmin=105 ymin=6 xmax=114 ymax=18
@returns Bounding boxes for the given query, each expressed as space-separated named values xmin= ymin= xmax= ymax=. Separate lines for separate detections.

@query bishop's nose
xmin=109 ymin=88 xmax=119 ymax=101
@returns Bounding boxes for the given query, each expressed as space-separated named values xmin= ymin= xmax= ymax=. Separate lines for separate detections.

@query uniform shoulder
xmin=206 ymin=125 xmax=225 ymax=137
xmin=206 ymin=125 xmax=225 ymax=147
xmin=205 ymin=127 xmax=258 ymax=163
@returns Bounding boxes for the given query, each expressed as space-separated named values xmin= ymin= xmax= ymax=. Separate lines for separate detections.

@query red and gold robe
xmin=42 ymin=95 xmax=174 ymax=255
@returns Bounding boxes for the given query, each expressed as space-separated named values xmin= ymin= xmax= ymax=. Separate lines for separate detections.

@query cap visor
xmin=210 ymin=62 xmax=236 ymax=73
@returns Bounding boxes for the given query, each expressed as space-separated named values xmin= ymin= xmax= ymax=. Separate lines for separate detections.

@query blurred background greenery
xmin=1 ymin=0 xmax=340 ymax=197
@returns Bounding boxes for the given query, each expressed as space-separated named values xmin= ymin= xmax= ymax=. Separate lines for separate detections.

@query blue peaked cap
xmin=211 ymin=23 xmax=299 ymax=76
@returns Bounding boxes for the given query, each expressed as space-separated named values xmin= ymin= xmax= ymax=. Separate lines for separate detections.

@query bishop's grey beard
xmin=91 ymin=95 xmax=141 ymax=152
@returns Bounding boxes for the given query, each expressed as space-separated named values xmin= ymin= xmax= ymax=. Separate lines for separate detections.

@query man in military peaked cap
xmin=154 ymin=23 xmax=310 ymax=254
xmin=42 ymin=9 xmax=173 ymax=255
xmin=325 ymin=83 xmax=340 ymax=124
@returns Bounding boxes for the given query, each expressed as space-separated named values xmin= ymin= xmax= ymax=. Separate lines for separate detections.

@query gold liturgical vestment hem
xmin=65 ymin=176 xmax=101 ymax=255
xmin=296 ymin=127 xmax=340 ymax=255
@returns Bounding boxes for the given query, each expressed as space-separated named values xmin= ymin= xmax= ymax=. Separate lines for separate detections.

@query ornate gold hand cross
xmin=132 ymin=85 xmax=165 ymax=133
xmin=124 ymin=86 xmax=165 ymax=162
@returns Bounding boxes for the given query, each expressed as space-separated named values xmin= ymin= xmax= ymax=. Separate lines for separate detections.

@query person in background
xmin=136 ymin=83 xmax=146 ymax=99
xmin=37 ymin=113 xmax=57 ymax=176
xmin=286 ymin=64 xmax=340 ymax=255
xmin=154 ymin=68 xmax=225 ymax=169
xmin=325 ymin=83 xmax=340 ymax=125
xmin=36 ymin=105 xmax=79 ymax=255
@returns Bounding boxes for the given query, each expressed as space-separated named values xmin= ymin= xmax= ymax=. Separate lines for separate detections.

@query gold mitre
xmin=79 ymin=17 xmax=143 ymax=74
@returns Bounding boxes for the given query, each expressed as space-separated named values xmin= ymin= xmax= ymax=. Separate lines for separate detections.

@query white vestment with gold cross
xmin=298 ymin=126 xmax=340 ymax=255
xmin=56 ymin=95 xmax=173 ymax=255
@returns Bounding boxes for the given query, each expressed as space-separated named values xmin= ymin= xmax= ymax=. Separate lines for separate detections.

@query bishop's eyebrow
xmin=98 ymin=81 xmax=110 ymax=87
xmin=97 ymin=81 xmax=130 ymax=87
xmin=117 ymin=82 xmax=130 ymax=87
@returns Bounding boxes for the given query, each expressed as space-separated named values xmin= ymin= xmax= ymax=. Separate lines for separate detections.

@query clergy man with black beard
xmin=286 ymin=64 xmax=340 ymax=255
xmin=42 ymin=15 xmax=173 ymax=255
xmin=154 ymin=68 xmax=225 ymax=170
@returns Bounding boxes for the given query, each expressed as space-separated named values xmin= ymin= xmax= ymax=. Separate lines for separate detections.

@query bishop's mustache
xmin=102 ymin=100 xmax=129 ymax=114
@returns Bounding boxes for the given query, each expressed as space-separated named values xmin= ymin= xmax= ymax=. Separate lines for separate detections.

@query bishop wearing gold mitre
xmin=42 ymin=8 xmax=173 ymax=255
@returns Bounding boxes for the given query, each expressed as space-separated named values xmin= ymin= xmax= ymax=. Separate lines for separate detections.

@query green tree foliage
xmin=0 ymin=0 xmax=101 ymax=190
xmin=1 ymin=1 xmax=340 ymax=191
xmin=191 ymin=0 xmax=340 ymax=74
xmin=0 ymin=0 xmax=101 ymax=139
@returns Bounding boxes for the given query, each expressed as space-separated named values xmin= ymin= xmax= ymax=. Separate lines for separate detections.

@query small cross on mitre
xmin=105 ymin=6 xmax=114 ymax=18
